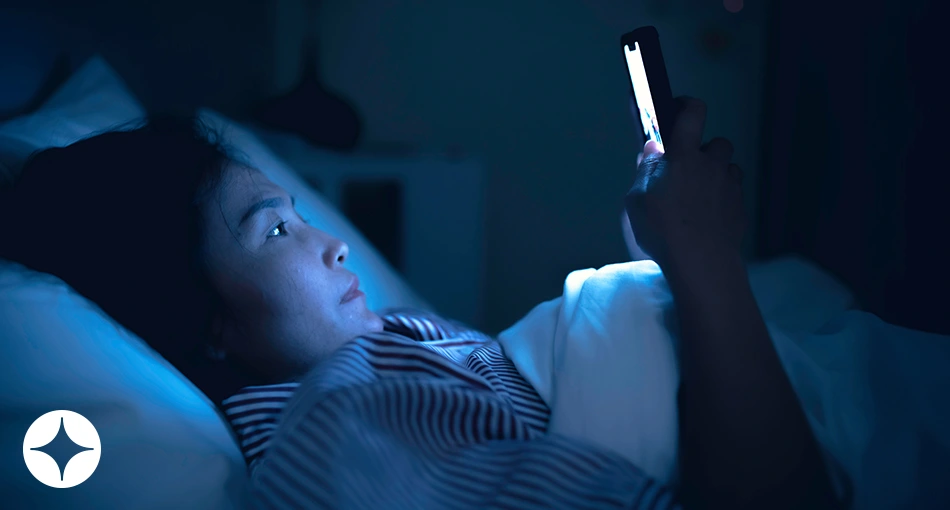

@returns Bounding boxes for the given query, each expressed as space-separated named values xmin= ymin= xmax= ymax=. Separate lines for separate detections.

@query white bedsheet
xmin=497 ymin=257 xmax=950 ymax=509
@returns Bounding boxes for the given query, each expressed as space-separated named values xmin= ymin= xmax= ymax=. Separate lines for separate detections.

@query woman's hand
xmin=623 ymin=98 xmax=746 ymax=269
xmin=624 ymin=97 xmax=837 ymax=509
xmin=620 ymin=151 xmax=653 ymax=262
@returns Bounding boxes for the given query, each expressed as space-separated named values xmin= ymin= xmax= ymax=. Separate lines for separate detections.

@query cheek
xmin=211 ymin=263 xmax=268 ymax=313
xmin=206 ymin=249 xmax=278 ymax=315
xmin=250 ymin=252 xmax=337 ymax=319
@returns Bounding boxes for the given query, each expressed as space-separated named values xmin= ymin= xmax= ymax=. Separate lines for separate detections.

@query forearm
xmin=661 ymin=246 xmax=835 ymax=509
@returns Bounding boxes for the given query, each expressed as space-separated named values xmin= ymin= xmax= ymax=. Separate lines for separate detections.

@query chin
xmin=367 ymin=312 xmax=385 ymax=333
xmin=346 ymin=308 xmax=384 ymax=336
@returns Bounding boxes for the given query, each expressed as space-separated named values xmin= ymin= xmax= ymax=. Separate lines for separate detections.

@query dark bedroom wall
xmin=758 ymin=0 xmax=950 ymax=334
xmin=313 ymin=0 xmax=772 ymax=332
xmin=0 ymin=0 xmax=277 ymax=116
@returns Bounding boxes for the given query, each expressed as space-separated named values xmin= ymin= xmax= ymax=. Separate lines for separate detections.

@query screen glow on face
xmin=624 ymin=42 xmax=664 ymax=152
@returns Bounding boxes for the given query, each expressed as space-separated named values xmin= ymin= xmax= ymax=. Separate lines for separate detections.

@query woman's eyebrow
xmin=239 ymin=197 xmax=285 ymax=227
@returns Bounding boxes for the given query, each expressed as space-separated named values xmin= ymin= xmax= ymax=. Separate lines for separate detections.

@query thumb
xmin=643 ymin=140 xmax=662 ymax=157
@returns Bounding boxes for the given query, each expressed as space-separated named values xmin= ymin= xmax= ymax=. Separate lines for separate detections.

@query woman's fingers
xmin=668 ymin=97 xmax=707 ymax=154
xmin=637 ymin=140 xmax=662 ymax=167
xmin=702 ymin=137 xmax=734 ymax=165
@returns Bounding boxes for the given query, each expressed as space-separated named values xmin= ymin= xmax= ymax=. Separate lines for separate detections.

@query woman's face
xmin=200 ymin=163 xmax=383 ymax=382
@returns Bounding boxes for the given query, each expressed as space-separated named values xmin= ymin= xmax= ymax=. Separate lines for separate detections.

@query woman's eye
xmin=267 ymin=221 xmax=288 ymax=238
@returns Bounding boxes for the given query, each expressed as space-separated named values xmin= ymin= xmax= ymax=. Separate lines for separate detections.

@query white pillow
xmin=198 ymin=109 xmax=431 ymax=313
xmin=0 ymin=261 xmax=248 ymax=508
xmin=0 ymin=56 xmax=144 ymax=185
xmin=0 ymin=58 xmax=248 ymax=508
xmin=747 ymin=255 xmax=856 ymax=333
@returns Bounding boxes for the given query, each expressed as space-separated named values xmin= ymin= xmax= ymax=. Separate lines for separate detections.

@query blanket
xmin=249 ymin=331 xmax=682 ymax=509
xmin=497 ymin=257 xmax=950 ymax=509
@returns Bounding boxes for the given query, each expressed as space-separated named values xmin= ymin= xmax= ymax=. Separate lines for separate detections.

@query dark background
xmin=758 ymin=0 xmax=950 ymax=335
xmin=1 ymin=0 xmax=947 ymax=334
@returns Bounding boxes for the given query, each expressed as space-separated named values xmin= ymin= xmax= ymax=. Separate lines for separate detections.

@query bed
xmin=3 ymin=11 xmax=950 ymax=510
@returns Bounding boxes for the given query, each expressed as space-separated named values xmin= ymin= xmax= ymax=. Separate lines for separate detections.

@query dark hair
xmin=0 ymin=117 xmax=242 ymax=402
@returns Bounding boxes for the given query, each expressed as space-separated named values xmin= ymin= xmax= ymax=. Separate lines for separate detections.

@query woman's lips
xmin=341 ymin=276 xmax=364 ymax=304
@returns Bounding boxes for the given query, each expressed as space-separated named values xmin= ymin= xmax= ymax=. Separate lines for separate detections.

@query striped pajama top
xmin=222 ymin=309 xmax=681 ymax=509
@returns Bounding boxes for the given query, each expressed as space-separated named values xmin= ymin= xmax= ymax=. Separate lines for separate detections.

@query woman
xmin=1 ymin=101 xmax=836 ymax=509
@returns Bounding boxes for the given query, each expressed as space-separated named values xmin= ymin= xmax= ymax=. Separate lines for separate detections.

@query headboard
xmin=0 ymin=1 xmax=279 ymax=119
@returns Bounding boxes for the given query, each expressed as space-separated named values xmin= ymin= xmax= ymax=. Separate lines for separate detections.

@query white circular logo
xmin=23 ymin=410 xmax=101 ymax=488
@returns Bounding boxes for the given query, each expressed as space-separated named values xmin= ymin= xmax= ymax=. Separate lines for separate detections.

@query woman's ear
xmin=211 ymin=312 xmax=224 ymax=339
xmin=206 ymin=311 xmax=228 ymax=361
xmin=206 ymin=344 xmax=227 ymax=361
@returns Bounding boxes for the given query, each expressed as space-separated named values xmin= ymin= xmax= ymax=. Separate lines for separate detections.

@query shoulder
xmin=379 ymin=307 xmax=493 ymax=342
xmin=221 ymin=382 xmax=301 ymax=465
xmin=222 ymin=381 xmax=300 ymax=408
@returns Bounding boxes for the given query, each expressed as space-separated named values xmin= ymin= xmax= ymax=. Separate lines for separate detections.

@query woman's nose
xmin=323 ymin=238 xmax=349 ymax=267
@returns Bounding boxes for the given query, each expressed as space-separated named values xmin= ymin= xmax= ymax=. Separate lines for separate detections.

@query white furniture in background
xmin=253 ymin=128 xmax=487 ymax=328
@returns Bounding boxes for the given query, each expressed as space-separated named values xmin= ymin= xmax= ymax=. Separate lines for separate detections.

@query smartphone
xmin=621 ymin=26 xmax=675 ymax=153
